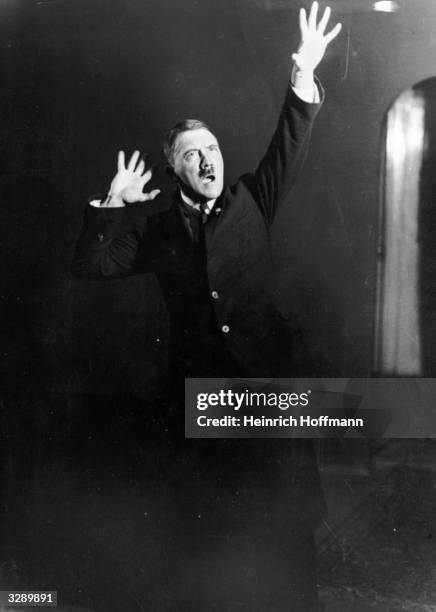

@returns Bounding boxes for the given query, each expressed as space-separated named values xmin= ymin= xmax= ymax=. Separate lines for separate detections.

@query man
xmin=73 ymin=2 xmax=341 ymax=383
xmin=72 ymin=3 xmax=341 ymax=610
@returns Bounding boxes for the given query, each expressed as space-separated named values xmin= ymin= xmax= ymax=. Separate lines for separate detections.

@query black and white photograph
xmin=1 ymin=0 xmax=436 ymax=610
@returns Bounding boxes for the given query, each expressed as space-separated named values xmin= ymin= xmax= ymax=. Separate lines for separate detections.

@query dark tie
xmin=200 ymin=202 xmax=209 ymax=224
xmin=179 ymin=201 xmax=209 ymax=244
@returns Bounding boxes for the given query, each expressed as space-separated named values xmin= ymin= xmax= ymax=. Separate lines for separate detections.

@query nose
xmin=199 ymin=150 xmax=213 ymax=169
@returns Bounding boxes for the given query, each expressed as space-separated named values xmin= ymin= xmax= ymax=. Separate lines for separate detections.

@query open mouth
xmin=200 ymin=174 xmax=216 ymax=184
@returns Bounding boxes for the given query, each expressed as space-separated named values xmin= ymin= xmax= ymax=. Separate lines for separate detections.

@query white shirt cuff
xmin=291 ymin=82 xmax=320 ymax=104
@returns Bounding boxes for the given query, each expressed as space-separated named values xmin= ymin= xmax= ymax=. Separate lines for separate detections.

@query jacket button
xmin=211 ymin=291 xmax=219 ymax=299
xmin=222 ymin=325 xmax=230 ymax=333
xmin=97 ymin=233 xmax=104 ymax=242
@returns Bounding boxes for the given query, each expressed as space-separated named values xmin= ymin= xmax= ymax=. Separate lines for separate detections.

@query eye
xmin=208 ymin=144 xmax=219 ymax=152
xmin=184 ymin=150 xmax=197 ymax=161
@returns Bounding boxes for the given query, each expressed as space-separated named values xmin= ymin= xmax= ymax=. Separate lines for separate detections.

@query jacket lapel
xmin=159 ymin=189 xmax=229 ymax=252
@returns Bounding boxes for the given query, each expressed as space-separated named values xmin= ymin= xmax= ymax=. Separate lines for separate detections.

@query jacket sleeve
xmin=71 ymin=201 xmax=156 ymax=280
xmin=250 ymin=79 xmax=324 ymax=226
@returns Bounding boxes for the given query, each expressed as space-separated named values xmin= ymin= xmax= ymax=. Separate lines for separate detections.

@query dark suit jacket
xmin=72 ymin=83 xmax=328 ymax=538
xmin=72 ymin=82 xmax=323 ymax=377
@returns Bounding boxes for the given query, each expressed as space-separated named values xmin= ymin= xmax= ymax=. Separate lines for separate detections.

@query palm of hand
xmin=293 ymin=2 xmax=342 ymax=73
xmin=113 ymin=172 xmax=145 ymax=203
xmin=295 ymin=33 xmax=328 ymax=72
xmin=109 ymin=150 xmax=160 ymax=204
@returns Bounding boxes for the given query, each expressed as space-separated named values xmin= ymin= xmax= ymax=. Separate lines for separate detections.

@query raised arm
xmin=72 ymin=151 xmax=160 ymax=280
xmin=252 ymin=2 xmax=341 ymax=225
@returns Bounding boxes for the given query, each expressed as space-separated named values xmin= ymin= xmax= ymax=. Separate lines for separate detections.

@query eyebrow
xmin=181 ymin=143 xmax=219 ymax=154
xmin=182 ymin=148 xmax=198 ymax=158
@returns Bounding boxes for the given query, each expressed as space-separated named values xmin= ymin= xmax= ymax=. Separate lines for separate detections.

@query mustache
xmin=199 ymin=165 xmax=215 ymax=177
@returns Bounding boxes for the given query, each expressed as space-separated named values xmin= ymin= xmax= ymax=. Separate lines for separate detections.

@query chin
xmin=204 ymin=188 xmax=222 ymax=200
xmin=200 ymin=183 xmax=223 ymax=200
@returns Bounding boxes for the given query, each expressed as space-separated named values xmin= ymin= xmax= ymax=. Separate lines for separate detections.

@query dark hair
xmin=163 ymin=119 xmax=213 ymax=166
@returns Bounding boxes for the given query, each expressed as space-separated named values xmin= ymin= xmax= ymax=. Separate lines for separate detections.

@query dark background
xmin=2 ymin=0 xmax=436 ymax=609
xmin=3 ymin=0 xmax=436 ymax=398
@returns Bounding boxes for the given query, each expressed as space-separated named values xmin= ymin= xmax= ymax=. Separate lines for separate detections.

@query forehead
xmin=173 ymin=128 xmax=219 ymax=155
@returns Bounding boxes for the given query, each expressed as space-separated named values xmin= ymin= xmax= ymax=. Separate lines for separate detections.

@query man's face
xmin=172 ymin=128 xmax=224 ymax=202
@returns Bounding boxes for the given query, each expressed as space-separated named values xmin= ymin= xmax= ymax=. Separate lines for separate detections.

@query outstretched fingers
xmin=318 ymin=6 xmax=331 ymax=34
xmin=294 ymin=2 xmax=341 ymax=73
xmin=117 ymin=150 xmax=126 ymax=172
xmin=308 ymin=1 xmax=318 ymax=31
xmin=139 ymin=166 xmax=154 ymax=186
xmin=139 ymin=189 xmax=161 ymax=202
xmin=135 ymin=159 xmax=145 ymax=175
xmin=127 ymin=150 xmax=140 ymax=172
xmin=299 ymin=7 xmax=308 ymax=37
xmin=325 ymin=21 xmax=342 ymax=43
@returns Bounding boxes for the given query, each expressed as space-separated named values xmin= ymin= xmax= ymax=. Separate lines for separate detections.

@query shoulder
xmin=224 ymin=174 xmax=257 ymax=201
xmin=218 ymin=176 xmax=266 ymax=224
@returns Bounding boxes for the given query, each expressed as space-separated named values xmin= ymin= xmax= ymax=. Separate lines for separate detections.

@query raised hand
xmin=292 ymin=2 xmax=342 ymax=73
xmin=103 ymin=150 xmax=161 ymax=207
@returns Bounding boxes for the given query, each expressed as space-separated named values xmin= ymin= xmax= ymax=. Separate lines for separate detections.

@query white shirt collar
xmin=179 ymin=189 xmax=216 ymax=216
